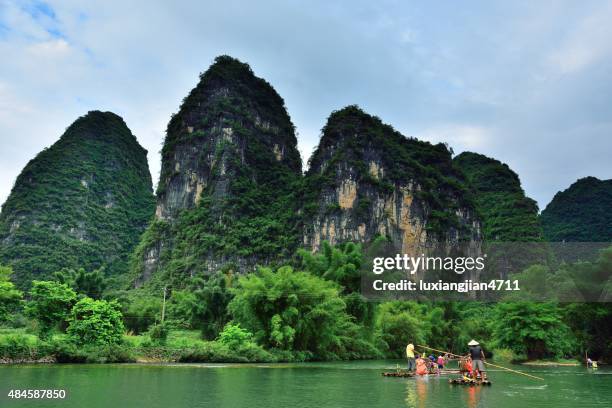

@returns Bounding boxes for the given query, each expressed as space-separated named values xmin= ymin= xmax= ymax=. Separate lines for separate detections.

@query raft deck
xmin=382 ymin=369 xmax=461 ymax=378
xmin=382 ymin=371 xmax=414 ymax=377
xmin=448 ymin=377 xmax=492 ymax=386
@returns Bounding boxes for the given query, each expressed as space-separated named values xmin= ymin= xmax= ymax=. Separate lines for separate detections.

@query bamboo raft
xmin=449 ymin=377 xmax=492 ymax=386
xmin=382 ymin=371 xmax=414 ymax=377
xmin=382 ymin=369 xmax=461 ymax=377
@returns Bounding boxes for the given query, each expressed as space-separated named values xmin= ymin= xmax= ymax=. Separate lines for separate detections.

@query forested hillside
xmin=454 ymin=152 xmax=542 ymax=242
xmin=0 ymin=111 xmax=155 ymax=288
xmin=541 ymin=176 xmax=612 ymax=242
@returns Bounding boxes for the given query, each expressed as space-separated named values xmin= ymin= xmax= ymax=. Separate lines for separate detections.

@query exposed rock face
xmin=0 ymin=111 xmax=155 ymax=287
xmin=134 ymin=56 xmax=302 ymax=285
xmin=541 ymin=176 xmax=612 ymax=242
xmin=454 ymin=152 xmax=542 ymax=242
xmin=303 ymin=106 xmax=481 ymax=256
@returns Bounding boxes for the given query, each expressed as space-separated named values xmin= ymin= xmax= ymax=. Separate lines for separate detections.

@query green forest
xmin=1 ymin=241 xmax=611 ymax=364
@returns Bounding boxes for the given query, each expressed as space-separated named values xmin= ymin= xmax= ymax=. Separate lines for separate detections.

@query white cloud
xmin=547 ymin=3 xmax=612 ymax=74
xmin=25 ymin=38 xmax=70 ymax=57
xmin=418 ymin=124 xmax=492 ymax=152
xmin=0 ymin=0 xmax=611 ymax=211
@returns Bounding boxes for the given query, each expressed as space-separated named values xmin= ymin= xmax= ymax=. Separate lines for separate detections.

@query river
xmin=1 ymin=360 xmax=609 ymax=407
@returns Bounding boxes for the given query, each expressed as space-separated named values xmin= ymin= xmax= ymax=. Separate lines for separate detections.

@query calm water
xmin=1 ymin=360 xmax=610 ymax=407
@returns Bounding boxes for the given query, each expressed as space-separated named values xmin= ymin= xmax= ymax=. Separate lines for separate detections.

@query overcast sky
xmin=1 ymin=0 xmax=611 ymax=210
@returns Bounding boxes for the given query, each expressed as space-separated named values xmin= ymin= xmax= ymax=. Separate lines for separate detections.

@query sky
xmin=0 ymin=0 xmax=611 ymax=210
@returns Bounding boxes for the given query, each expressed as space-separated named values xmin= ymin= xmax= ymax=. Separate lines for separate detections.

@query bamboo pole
xmin=417 ymin=344 xmax=545 ymax=381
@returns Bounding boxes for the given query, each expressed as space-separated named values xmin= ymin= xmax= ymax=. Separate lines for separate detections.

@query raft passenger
xmin=406 ymin=343 xmax=416 ymax=372
xmin=468 ymin=339 xmax=487 ymax=380
xmin=415 ymin=354 xmax=428 ymax=376
xmin=437 ymin=355 xmax=445 ymax=369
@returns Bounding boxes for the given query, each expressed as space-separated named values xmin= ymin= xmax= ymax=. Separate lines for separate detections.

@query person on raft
xmin=468 ymin=339 xmax=487 ymax=380
xmin=415 ymin=354 xmax=428 ymax=376
xmin=406 ymin=343 xmax=416 ymax=372
xmin=437 ymin=355 xmax=445 ymax=369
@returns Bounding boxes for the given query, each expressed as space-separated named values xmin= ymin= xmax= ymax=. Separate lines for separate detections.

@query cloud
xmin=418 ymin=124 xmax=493 ymax=152
xmin=0 ymin=0 xmax=611 ymax=211
xmin=547 ymin=3 xmax=612 ymax=75
xmin=25 ymin=37 xmax=70 ymax=60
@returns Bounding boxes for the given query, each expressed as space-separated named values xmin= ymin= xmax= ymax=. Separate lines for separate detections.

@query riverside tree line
xmin=1 ymin=242 xmax=611 ymax=363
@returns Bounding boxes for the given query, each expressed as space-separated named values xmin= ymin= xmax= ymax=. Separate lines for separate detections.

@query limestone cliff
xmin=302 ymin=106 xmax=481 ymax=256
xmin=134 ymin=56 xmax=302 ymax=285
xmin=0 ymin=111 xmax=155 ymax=287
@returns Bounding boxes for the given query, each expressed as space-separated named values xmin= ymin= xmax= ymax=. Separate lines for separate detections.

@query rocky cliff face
xmin=302 ymin=106 xmax=481 ymax=256
xmin=541 ymin=176 xmax=612 ymax=242
xmin=0 ymin=111 xmax=155 ymax=287
xmin=134 ymin=56 xmax=302 ymax=285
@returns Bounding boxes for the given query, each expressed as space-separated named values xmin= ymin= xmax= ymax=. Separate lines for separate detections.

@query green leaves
xmin=25 ymin=281 xmax=77 ymax=338
xmin=0 ymin=265 xmax=23 ymax=323
xmin=67 ymin=297 xmax=125 ymax=347
xmin=53 ymin=267 xmax=107 ymax=299
xmin=217 ymin=322 xmax=254 ymax=351
xmin=492 ymin=302 xmax=576 ymax=359
xmin=228 ymin=266 xmax=362 ymax=358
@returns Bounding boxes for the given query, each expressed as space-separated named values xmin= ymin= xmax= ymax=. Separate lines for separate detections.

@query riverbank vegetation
xmin=1 ymin=243 xmax=611 ymax=364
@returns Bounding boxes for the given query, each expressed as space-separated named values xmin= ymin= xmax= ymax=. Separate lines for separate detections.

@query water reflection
xmin=405 ymin=376 xmax=429 ymax=408
xmin=404 ymin=379 xmax=416 ymax=407
xmin=465 ymin=384 xmax=482 ymax=408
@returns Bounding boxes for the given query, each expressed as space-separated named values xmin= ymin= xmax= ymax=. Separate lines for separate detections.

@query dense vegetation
xmin=454 ymin=151 xmax=542 ymax=242
xmin=541 ymin=176 xmax=612 ymax=242
xmin=2 ymin=241 xmax=611 ymax=363
xmin=0 ymin=111 xmax=155 ymax=288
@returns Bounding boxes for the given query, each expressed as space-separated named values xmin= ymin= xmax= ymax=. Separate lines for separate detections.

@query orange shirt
xmin=416 ymin=359 xmax=428 ymax=375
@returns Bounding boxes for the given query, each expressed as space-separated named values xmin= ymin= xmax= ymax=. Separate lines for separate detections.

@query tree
xmin=67 ymin=297 xmax=125 ymax=346
xmin=298 ymin=241 xmax=362 ymax=292
xmin=376 ymin=301 xmax=428 ymax=357
xmin=217 ymin=322 xmax=254 ymax=351
xmin=169 ymin=272 xmax=233 ymax=339
xmin=298 ymin=242 xmax=375 ymax=330
xmin=53 ymin=267 xmax=107 ymax=299
xmin=25 ymin=281 xmax=77 ymax=338
xmin=0 ymin=265 xmax=23 ymax=323
xmin=121 ymin=294 xmax=161 ymax=334
xmin=559 ymin=246 xmax=612 ymax=360
xmin=229 ymin=266 xmax=362 ymax=358
xmin=492 ymin=302 xmax=575 ymax=359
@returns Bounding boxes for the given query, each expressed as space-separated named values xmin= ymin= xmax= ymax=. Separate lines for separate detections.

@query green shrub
xmin=0 ymin=265 xmax=23 ymax=323
xmin=177 ymin=342 xmax=234 ymax=363
xmin=217 ymin=323 xmax=253 ymax=350
xmin=147 ymin=323 xmax=169 ymax=345
xmin=44 ymin=339 xmax=88 ymax=363
xmin=234 ymin=341 xmax=274 ymax=362
xmin=492 ymin=348 xmax=519 ymax=362
xmin=25 ymin=281 xmax=77 ymax=338
xmin=84 ymin=345 xmax=136 ymax=363
xmin=67 ymin=297 xmax=125 ymax=346
xmin=121 ymin=294 xmax=161 ymax=334
xmin=0 ymin=333 xmax=39 ymax=360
